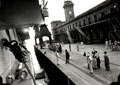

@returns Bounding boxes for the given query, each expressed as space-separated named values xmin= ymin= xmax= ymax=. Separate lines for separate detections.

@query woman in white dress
xmin=55 ymin=51 xmax=60 ymax=65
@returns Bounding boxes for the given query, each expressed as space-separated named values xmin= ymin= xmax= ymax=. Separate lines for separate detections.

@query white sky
xmin=39 ymin=0 xmax=105 ymax=40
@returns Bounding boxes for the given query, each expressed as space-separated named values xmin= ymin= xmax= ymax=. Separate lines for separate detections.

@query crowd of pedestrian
xmin=52 ymin=42 xmax=112 ymax=73
xmin=105 ymin=39 xmax=120 ymax=51
xmin=48 ymin=43 xmax=62 ymax=53
xmin=47 ymin=42 xmax=119 ymax=84
xmin=53 ymin=42 xmax=111 ymax=73
xmin=52 ymin=43 xmax=70 ymax=65
xmin=83 ymin=48 xmax=110 ymax=74
xmin=55 ymin=49 xmax=70 ymax=65
xmin=55 ymin=51 xmax=60 ymax=65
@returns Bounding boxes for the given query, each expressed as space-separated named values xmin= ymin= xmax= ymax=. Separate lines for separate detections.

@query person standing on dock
xmin=55 ymin=51 xmax=60 ymax=65
xmin=88 ymin=53 xmax=93 ymax=74
xmin=69 ymin=44 xmax=71 ymax=52
xmin=104 ymin=51 xmax=110 ymax=71
xmin=65 ymin=49 xmax=70 ymax=64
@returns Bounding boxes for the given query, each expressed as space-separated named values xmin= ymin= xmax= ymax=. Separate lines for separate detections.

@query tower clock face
xmin=68 ymin=11 xmax=72 ymax=15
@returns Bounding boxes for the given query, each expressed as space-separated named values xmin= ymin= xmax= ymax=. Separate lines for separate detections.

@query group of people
xmin=49 ymin=43 xmax=62 ymax=53
xmin=85 ymin=50 xmax=100 ymax=74
xmin=55 ymin=44 xmax=111 ymax=74
xmin=105 ymin=39 xmax=120 ymax=51
xmin=84 ymin=49 xmax=110 ymax=74
xmin=55 ymin=49 xmax=70 ymax=65
xmin=52 ymin=43 xmax=120 ymax=85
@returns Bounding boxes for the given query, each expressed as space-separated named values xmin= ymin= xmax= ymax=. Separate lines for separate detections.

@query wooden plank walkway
xmin=40 ymin=48 xmax=106 ymax=85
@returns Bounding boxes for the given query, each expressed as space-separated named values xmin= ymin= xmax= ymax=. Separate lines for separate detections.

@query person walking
xmin=69 ymin=44 xmax=71 ymax=52
xmin=59 ymin=44 xmax=62 ymax=53
xmin=81 ymin=41 xmax=84 ymax=49
xmin=92 ymin=54 xmax=97 ymax=69
xmin=86 ymin=52 xmax=90 ymax=69
xmin=109 ymin=40 xmax=112 ymax=49
xmin=55 ymin=51 xmax=60 ymax=65
xmin=114 ymin=40 xmax=118 ymax=50
xmin=105 ymin=39 xmax=108 ymax=49
xmin=96 ymin=51 xmax=101 ymax=68
xmin=104 ymin=51 xmax=110 ymax=71
xmin=91 ymin=50 xmax=97 ymax=69
xmin=77 ymin=43 xmax=79 ymax=51
xmin=83 ymin=51 xmax=86 ymax=57
xmin=88 ymin=54 xmax=93 ymax=74
xmin=65 ymin=49 xmax=70 ymax=64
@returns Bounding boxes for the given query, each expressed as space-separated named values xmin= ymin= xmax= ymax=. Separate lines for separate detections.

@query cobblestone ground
xmin=58 ymin=44 xmax=120 ymax=83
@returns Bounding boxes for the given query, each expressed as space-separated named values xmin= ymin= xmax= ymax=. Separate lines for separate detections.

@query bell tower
xmin=63 ymin=0 xmax=75 ymax=21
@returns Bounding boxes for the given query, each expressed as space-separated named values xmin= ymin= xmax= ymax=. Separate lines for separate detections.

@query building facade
xmin=51 ymin=0 xmax=120 ymax=44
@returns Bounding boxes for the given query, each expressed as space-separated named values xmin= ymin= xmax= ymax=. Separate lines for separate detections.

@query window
xmin=94 ymin=15 xmax=97 ymax=22
xmin=110 ymin=8 xmax=115 ymax=13
xmin=76 ymin=22 xmax=77 ymax=27
xmin=70 ymin=25 xmax=71 ymax=30
xmin=83 ymin=19 xmax=86 ymax=25
xmin=101 ymin=12 xmax=105 ymax=20
xmin=63 ymin=28 xmax=65 ymax=31
xmin=68 ymin=26 xmax=70 ymax=31
xmin=88 ymin=17 xmax=91 ymax=24
xmin=81 ymin=20 xmax=84 ymax=26
xmin=56 ymin=24 xmax=58 ymax=26
xmin=98 ymin=13 xmax=102 ymax=21
xmin=79 ymin=21 xmax=81 ymax=27
xmin=73 ymin=24 xmax=74 ymax=29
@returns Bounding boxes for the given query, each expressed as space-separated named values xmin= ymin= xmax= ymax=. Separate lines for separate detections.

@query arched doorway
xmin=42 ymin=36 xmax=50 ymax=48
xmin=39 ymin=24 xmax=52 ymax=49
